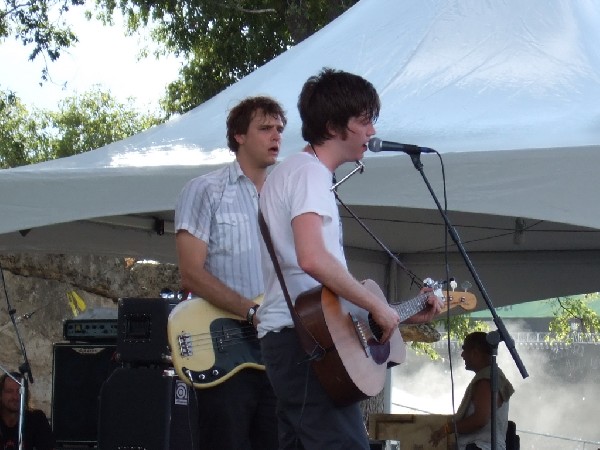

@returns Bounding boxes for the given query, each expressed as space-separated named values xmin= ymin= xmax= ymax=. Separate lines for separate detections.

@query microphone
xmin=368 ymin=137 xmax=435 ymax=155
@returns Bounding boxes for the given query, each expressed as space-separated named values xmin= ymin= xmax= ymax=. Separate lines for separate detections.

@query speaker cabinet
xmin=116 ymin=298 xmax=178 ymax=365
xmin=51 ymin=343 xmax=118 ymax=445
xmin=369 ymin=439 xmax=386 ymax=450
xmin=98 ymin=367 xmax=199 ymax=450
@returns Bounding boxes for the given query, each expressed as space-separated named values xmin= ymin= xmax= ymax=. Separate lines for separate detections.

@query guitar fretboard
xmin=392 ymin=292 xmax=431 ymax=322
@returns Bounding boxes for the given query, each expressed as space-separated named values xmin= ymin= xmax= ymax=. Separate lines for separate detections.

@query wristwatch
xmin=246 ymin=304 xmax=260 ymax=325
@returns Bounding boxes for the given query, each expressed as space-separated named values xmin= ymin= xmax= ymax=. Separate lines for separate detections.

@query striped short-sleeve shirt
xmin=175 ymin=161 xmax=263 ymax=299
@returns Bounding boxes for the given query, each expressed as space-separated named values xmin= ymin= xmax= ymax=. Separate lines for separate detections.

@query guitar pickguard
xmin=180 ymin=318 xmax=263 ymax=386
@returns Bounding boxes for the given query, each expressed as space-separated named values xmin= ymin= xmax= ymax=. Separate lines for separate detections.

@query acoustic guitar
xmin=293 ymin=279 xmax=476 ymax=405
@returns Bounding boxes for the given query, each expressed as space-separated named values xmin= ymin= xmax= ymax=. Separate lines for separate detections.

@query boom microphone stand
xmin=405 ymin=151 xmax=529 ymax=450
xmin=1 ymin=262 xmax=34 ymax=450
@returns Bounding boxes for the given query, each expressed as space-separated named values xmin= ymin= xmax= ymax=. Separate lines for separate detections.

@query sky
xmin=0 ymin=8 xmax=183 ymax=112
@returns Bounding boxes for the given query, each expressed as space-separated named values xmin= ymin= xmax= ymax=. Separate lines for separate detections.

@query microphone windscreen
xmin=367 ymin=137 xmax=382 ymax=152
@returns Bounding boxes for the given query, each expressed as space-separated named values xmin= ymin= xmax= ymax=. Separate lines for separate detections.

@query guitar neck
xmin=391 ymin=292 xmax=430 ymax=322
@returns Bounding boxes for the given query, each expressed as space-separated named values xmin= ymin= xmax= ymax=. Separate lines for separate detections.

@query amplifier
xmin=63 ymin=319 xmax=118 ymax=342
xmin=98 ymin=367 xmax=199 ymax=450
xmin=116 ymin=297 xmax=179 ymax=365
xmin=52 ymin=343 xmax=119 ymax=445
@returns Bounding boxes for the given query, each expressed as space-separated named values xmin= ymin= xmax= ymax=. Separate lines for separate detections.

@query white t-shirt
xmin=457 ymin=401 xmax=510 ymax=450
xmin=257 ymin=152 xmax=346 ymax=338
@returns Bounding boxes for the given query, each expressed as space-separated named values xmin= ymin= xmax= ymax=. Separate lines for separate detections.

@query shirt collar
xmin=228 ymin=159 xmax=245 ymax=184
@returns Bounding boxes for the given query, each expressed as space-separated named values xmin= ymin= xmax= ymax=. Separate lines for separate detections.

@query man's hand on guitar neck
xmin=402 ymin=287 xmax=443 ymax=324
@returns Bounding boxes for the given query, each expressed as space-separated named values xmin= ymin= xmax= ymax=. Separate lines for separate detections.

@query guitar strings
xmin=176 ymin=294 xmax=466 ymax=358
xmin=176 ymin=324 xmax=259 ymax=352
xmin=179 ymin=289 xmax=453 ymax=353
xmin=183 ymin=330 xmax=258 ymax=346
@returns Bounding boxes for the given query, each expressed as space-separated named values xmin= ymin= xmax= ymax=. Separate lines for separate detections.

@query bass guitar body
xmin=167 ymin=296 xmax=264 ymax=389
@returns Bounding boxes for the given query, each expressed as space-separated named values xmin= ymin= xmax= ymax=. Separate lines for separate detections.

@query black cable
xmin=334 ymin=150 xmax=463 ymax=441
xmin=433 ymin=152 xmax=459 ymax=438
xmin=334 ymin=191 xmax=424 ymax=289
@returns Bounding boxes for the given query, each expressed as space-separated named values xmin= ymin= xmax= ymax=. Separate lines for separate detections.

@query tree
xmin=547 ymin=293 xmax=600 ymax=343
xmin=415 ymin=315 xmax=489 ymax=359
xmin=93 ymin=0 xmax=359 ymax=115
xmin=0 ymin=89 xmax=50 ymax=168
xmin=45 ymin=87 xmax=160 ymax=158
xmin=1 ymin=0 xmax=84 ymax=79
xmin=4 ymin=1 xmax=359 ymax=114
xmin=0 ymin=87 xmax=160 ymax=167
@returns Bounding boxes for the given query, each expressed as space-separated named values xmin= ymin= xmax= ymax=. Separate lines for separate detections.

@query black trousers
xmin=465 ymin=444 xmax=483 ymax=450
xmin=261 ymin=328 xmax=370 ymax=450
xmin=195 ymin=369 xmax=278 ymax=450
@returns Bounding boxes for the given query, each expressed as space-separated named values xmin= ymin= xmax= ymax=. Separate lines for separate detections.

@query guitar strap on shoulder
xmin=258 ymin=210 xmax=325 ymax=360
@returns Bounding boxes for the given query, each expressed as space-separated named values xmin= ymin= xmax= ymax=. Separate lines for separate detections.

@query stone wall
xmin=0 ymin=254 xmax=180 ymax=415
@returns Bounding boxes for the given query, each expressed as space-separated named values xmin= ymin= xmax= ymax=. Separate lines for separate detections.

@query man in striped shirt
xmin=175 ymin=96 xmax=286 ymax=450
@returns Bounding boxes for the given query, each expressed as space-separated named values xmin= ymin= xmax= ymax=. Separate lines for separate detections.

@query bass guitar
xmin=294 ymin=279 xmax=476 ymax=406
xmin=167 ymin=296 xmax=263 ymax=389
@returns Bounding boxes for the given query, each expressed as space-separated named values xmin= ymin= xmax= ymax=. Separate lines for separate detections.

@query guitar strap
xmin=258 ymin=210 xmax=325 ymax=360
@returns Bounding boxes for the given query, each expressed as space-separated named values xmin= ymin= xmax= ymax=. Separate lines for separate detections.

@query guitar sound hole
xmin=366 ymin=314 xmax=391 ymax=364
xmin=367 ymin=313 xmax=383 ymax=342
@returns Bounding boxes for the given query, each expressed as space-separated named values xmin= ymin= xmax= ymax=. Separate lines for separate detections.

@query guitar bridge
xmin=349 ymin=313 xmax=370 ymax=357
xmin=178 ymin=333 xmax=193 ymax=357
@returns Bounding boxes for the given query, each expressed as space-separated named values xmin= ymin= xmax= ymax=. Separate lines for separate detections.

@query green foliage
xmin=92 ymin=0 xmax=358 ymax=115
xmin=546 ymin=293 xmax=600 ymax=344
xmin=0 ymin=87 xmax=160 ymax=167
xmin=4 ymin=0 xmax=359 ymax=115
xmin=439 ymin=314 xmax=491 ymax=341
xmin=45 ymin=87 xmax=161 ymax=158
xmin=410 ymin=315 xmax=490 ymax=360
xmin=0 ymin=90 xmax=50 ymax=168
xmin=410 ymin=341 xmax=441 ymax=360
xmin=1 ymin=0 xmax=84 ymax=78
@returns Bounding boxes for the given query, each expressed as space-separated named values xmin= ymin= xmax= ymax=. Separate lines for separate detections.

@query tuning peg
xmin=423 ymin=277 xmax=434 ymax=287
xmin=449 ymin=279 xmax=458 ymax=291
xmin=461 ymin=280 xmax=472 ymax=292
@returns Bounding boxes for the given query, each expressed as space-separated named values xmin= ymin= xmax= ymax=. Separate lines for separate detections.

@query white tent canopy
xmin=1 ymin=0 xmax=600 ymax=308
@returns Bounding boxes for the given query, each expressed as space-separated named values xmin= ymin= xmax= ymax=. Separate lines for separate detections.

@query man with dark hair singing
xmin=257 ymin=68 xmax=441 ymax=449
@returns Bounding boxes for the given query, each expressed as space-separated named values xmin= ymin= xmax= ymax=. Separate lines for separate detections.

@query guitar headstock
xmin=437 ymin=290 xmax=477 ymax=313
xmin=424 ymin=278 xmax=477 ymax=314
